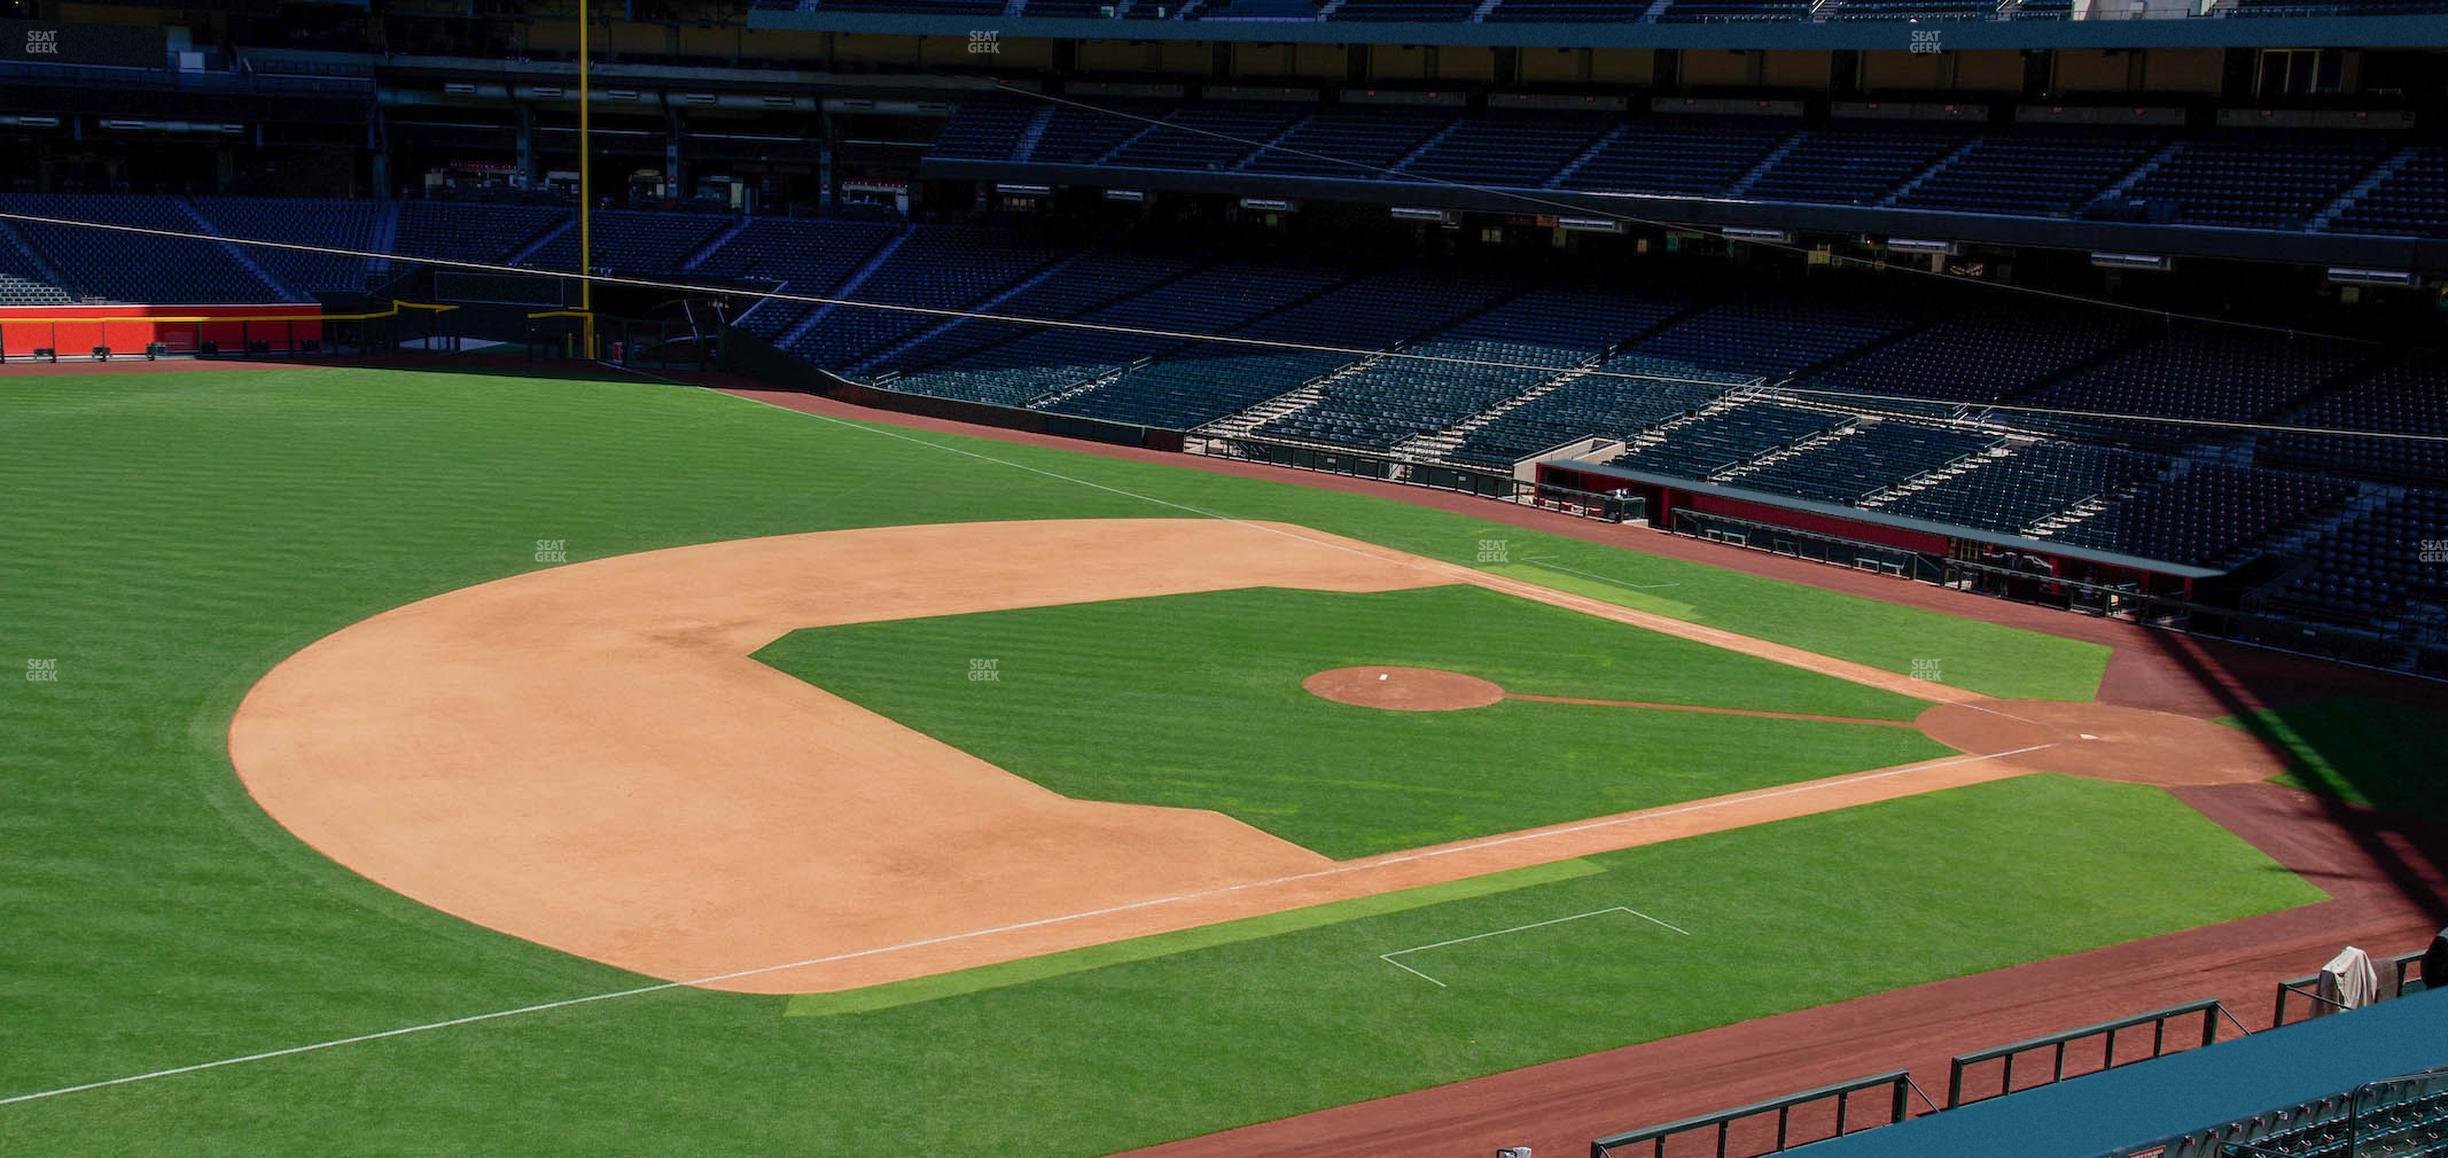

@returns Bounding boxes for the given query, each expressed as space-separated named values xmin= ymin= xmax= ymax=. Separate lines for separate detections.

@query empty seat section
xmin=1030 ymin=100 xmax=1171 ymax=163
xmin=1729 ymin=421 xmax=2002 ymax=504
xmin=1103 ymin=103 xmax=1307 ymax=171
xmin=1798 ymin=310 xmax=2141 ymax=405
xmin=1326 ymin=0 xmax=1480 ymax=18
xmin=1173 ymin=269 xmax=1520 ymax=443
xmin=1825 ymin=0 xmax=1997 ymax=17
xmin=1742 ymin=122 xmax=1974 ymax=207
xmin=1876 ymin=440 xmax=2167 ymax=534
xmin=692 ymin=218 xmax=901 ymax=341
xmin=1554 ymin=116 xmax=1797 ymax=196
xmin=190 ymin=197 xmax=381 ymax=296
xmin=1893 ymin=129 xmax=2167 ymax=216
xmin=0 ymin=194 xmax=283 ymax=304
xmin=2049 ymin=462 xmax=2355 ymax=567
xmin=394 ymin=201 xmax=568 ymax=265
xmin=812 ymin=0 xmax=1005 ymax=12
xmin=1612 ymin=403 xmax=1849 ymax=479
xmin=524 ymin=210 xmax=734 ymax=275
xmin=2097 ymin=134 xmax=2393 ymax=231
xmin=1656 ymin=0 xmax=1812 ymax=22
xmin=0 ymin=222 xmax=71 ymax=305
xmin=784 ymin=227 xmax=1054 ymax=370
xmin=1251 ymin=283 xmax=1662 ymax=449
xmin=1608 ymin=296 xmax=1915 ymax=382
xmin=2267 ymin=488 xmax=2448 ymax=627
xmin=859 ymin=248 xmax=1204 ymax=378
xmin=1488 ymin=0 xmax=1645 ymax=15
xmin=1397 ymin=112 xmax=1614 ymax=189
xmin=1484 ymin=0 xmax=1651 ymax=18
xmin=2260 ymin=359 xmax=2448 ymax=486
xmin=930 ymin=96 xmax=1041 ymax=162
xmin=2329 ymin=147 xmax=2448 ymax=238
xmin=1239 ymin=106 xmax=1451 ymax=178
xmin=917 ymin=261 xmax=1345 ymax=415
xmin=2015 ymin=328 xmax=2370 ymax=447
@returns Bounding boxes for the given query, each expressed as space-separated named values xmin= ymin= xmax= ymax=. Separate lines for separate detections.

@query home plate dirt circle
xmin=1303 ymin=666 xmax=1507 ymax=711
xmin=1913 ymin=700 xmax=2294 ymax=786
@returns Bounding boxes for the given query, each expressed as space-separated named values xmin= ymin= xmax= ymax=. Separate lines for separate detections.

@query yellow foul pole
xmin=577 ymin=0 xmax=595 ymax=357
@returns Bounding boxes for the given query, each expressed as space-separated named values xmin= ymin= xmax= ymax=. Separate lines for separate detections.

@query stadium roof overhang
xmin=746 ymin=9 xmax=2448 ymax=53
xmin=1550 ymin=456 xmax=2230 ymax=580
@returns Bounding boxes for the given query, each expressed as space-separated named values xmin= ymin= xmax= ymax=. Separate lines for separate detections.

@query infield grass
xmin=759 ymin=585 xmax=1953 ymax=857
xmin=0 ymin=367 xmax=2287 ymax=1155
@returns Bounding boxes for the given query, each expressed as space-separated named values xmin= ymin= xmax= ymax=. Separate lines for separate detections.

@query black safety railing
xmin=1589 ymin=1071 xmax=1916 ymax=1158
xmin=1946 ymin=998 xmax=2230 ymax=1109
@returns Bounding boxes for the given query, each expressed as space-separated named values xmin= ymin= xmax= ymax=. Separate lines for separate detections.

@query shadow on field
xmin=2136 ymin=627 xmax=2448 ymax=929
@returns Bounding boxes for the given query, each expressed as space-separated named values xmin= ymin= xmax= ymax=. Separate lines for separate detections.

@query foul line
xmin=1381 ymin=906 xmax=1691 ymax=988
xmin=0 ymin=739 xmax=2054 ymax=1109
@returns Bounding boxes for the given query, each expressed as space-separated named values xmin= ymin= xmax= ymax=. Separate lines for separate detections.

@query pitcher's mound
xmin=1303 ymin=666 xmax=1505 ymax=712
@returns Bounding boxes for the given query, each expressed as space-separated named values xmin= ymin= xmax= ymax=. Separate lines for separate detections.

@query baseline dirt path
xmin=229 ymin=516 xmax=2194 ymax=996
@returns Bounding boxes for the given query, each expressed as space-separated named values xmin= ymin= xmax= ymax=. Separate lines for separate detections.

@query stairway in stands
xmin=1715 ymin=419 xmax=1860 ymax=485
xmin=1726 ymin=132 xmax=1810 ymax=197
xmin=854 ymin=250 xmax=1087 ymax=374
xmin=681 ymin=216 xmax=754 ymax=271
xmin=509 ymin=217 xmax=575 ymax=269
xmin=2084 ymin=140 xmax=2186 ymax=212
xmin=779 ymin=227 xmax=913 ymax=349
xmin=1546 ymin=125 xmax=1630 ymax=189
xmin=1396 ymin=361 xmax=1601 ymax=461
xmin=178 ymin=199 xmax=291 ymax=300
xmin=2260 ymin=483 xmax=2394 ymax=558
xmin=1197 ymin=353 xmax=1387 ymax=440
xmin=2024 ymin=460 xmax=2178 ymax=539
xmin=1879 ymin=136 xmax=1988 ymax=208
xmin=1861 ymin=440 xmax=2017 ymax=509
xmin=1602 ymin=394 xmax=1748 ymax=463
xmin=2311 ymin=145 xmax=2421 ymax=232
xmin=1012 ymin=106 xmax=1057 ymax=162
xmin=367 ymin=202 xmax=402 ymax=284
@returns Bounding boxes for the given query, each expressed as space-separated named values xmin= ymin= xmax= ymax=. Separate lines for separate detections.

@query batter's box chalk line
xmin=1379 ymin=905 xmax=1691 ymax=988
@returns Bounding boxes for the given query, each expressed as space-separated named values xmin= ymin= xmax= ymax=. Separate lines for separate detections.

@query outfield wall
xmin=0 ymin=304 xmax=325 ymax=358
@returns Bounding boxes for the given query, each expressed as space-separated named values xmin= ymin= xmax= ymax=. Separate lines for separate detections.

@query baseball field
xmin=0 ymin=364 xmax=2343 ymax=1153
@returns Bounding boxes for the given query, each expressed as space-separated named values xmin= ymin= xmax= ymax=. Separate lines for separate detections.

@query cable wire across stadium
xmin=2 ymin=208 xmax=2441 ymax=446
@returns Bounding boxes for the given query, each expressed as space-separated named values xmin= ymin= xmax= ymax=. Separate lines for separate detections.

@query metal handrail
xmin=1947 ymin=999 xmax=2225 ymax=1109
xmin=1591 ymin=1071 xmax=1911 ymax=1158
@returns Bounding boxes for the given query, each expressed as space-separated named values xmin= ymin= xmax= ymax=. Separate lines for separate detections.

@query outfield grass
xmin=2225 ymin=697 xmax=2448 ymax=825
xmin=0 ymin=368 xmax=2245 ymax=1154
xmin=760 ymin=585 xmax=1952 ymax=857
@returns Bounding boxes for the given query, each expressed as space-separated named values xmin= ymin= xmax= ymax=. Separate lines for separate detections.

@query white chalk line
xmin=1380 ymin=905 xmax=1692 ymax=988
xmin=2 ymin=740 xmax=2056 ymax=1108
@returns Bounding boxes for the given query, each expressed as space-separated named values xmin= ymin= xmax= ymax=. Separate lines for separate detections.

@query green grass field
xmin=0 ymin=367 xmax=2299 ymax=1154
xmin=2225 ymin=697 xmax=2448 ymax=825
xmin=759 ymin=585 xmax=1952 ymax=857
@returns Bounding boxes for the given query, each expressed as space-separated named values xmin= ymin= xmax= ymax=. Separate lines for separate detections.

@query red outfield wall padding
xmin=0 ymin=304 xmax=322 ymax=358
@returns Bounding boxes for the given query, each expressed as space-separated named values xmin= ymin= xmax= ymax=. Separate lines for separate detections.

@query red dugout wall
xmin=0 ymin=304 xmax=324 ymax=358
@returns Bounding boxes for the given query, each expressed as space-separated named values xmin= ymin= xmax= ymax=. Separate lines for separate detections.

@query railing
xmin=2273 ymin=949 xmax=2427 ymax=1027
xmin=1946 ymin=998 xmax=2230 ymax=1109
xmin=1590 ymin=1071 xmax=1915 ymax=1158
